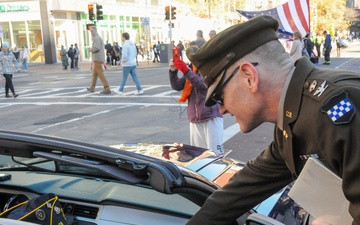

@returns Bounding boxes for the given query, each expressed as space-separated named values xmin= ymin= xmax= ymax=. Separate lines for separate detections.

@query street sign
xmin=168 ymin=30 xmax=172 ymax=39
xmin=142 ymin=17 xmax=150 ymax=26
xmin=144 ymin=26 xmax=149 ymax=35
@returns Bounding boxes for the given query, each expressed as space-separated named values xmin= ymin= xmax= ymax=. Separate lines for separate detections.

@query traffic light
xmin=165 ymin=6 xmax=170 ymax=20
xmin=96 ymin=4 xmax=103 ymax=20
xmin=88 ymin=4 xmax=95 ymax=21
xmin=171 ymin=6 xmax=176 ymax=20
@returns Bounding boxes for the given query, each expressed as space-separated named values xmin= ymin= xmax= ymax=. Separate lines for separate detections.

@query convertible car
xmin=0 ymin=130 xmax=309 ymax=225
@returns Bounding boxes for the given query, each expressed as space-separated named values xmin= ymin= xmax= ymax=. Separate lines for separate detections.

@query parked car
xmin=0 ymin=130 xmax=308 ymax=225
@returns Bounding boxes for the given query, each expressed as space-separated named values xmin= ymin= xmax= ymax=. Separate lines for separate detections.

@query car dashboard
xmin=0 ymin=171 xmax=198 ymax=225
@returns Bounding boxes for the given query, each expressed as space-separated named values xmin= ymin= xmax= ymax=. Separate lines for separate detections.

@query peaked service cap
xmin=186 ymin=15 xmax=279 ymax=106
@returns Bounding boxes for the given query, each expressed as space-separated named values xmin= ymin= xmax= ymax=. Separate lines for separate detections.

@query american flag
xmin=237 ymin=0 xmax=310 ymax=37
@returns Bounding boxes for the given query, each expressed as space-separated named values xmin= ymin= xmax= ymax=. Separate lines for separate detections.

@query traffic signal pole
xmin=165 ymin=6 xmax=176 ymax=44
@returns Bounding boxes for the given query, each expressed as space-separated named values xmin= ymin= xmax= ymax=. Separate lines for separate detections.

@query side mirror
xmin=246 ymin=213 xmax=285 ymax=225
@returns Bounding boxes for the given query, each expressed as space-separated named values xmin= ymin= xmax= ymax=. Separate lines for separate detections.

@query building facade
xmin=0 ymin=0 xmax=166 ymax=64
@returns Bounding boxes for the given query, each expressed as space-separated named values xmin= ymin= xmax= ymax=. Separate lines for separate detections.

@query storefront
xmin=0 ymin=0 xmax=165 ymax=64
xmin=0 ymin=1 xmax=43 ymax=62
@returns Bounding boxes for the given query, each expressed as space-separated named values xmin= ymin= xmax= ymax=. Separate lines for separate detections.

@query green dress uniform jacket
xmin=187 ymin=57 xmax=360 ymax=225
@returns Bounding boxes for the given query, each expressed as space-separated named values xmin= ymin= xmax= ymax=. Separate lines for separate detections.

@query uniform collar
xmin=277 ymin=66 xmax=295 ymax=130
xmin=278 ymin=58 xmax=315 ymax=130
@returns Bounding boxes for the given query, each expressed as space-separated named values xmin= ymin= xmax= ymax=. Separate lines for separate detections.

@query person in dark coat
xmin=322 ymin=30 xmax=332 ymax=65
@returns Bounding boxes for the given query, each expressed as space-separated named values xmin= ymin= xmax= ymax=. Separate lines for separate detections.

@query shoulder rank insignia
xmin=321 ymin=91 xmax=355 ymax=124
xmin=313 ymin=80 xmax=328 ymax=97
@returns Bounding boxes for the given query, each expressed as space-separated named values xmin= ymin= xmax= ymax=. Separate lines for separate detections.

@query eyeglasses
xmin=211 ymin=62 xmax=258 ymax=106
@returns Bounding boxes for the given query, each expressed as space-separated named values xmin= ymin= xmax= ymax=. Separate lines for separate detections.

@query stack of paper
xmin=288 ymin=157 xmax=352 ymax=225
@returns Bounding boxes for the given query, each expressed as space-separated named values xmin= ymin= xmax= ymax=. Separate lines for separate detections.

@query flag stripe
xmin=293 ymin=0 xmax=309 ymax=34
xmin=276 ymin=6 xmax=292 ymax=33
xmin=287 ymin=0 xmax=307 ymax=35
xmin=282 ymin=2 xmax=300 ymax=34
xmin=236 ymin=0 xmax=310 ymax=36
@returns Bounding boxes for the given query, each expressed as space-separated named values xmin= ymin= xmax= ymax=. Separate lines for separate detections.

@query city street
xmin=1 ymin=41 xmax=360 ymax=162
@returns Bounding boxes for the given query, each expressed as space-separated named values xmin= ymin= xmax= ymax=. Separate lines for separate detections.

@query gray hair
xmin=238 ymin=40 xmax=294 ymax=92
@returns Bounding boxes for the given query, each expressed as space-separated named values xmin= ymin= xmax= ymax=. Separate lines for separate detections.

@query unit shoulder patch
xmin=321 ymin=91 xmax=356 ymax=124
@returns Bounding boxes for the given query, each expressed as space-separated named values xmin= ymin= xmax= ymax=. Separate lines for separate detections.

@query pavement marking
xmin=0 ymin=84 xmax=242 ymax=143
xmin=32 ymin=105 xmax=132 ymax=134
xmin=223 ymin=123 xmax=240 ymax=142
xmin=335 ymin=58 xmax=356 ymax=69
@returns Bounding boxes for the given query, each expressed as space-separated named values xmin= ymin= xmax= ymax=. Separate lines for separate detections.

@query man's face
xmin=1 ymin=46 xmax=7 ymax=52
xmin=218 ymin=62 xmax=263 ymax=133
xmin=90 ymin=28 xmax=96 ymax=36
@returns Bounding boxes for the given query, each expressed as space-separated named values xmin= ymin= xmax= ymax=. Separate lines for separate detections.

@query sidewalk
xmin=24 ymin=59 xmax=166 ymax=75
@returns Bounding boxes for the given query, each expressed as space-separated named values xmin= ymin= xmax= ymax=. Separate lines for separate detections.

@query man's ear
xmin=239 ymin=62 xmax=259 ymax=93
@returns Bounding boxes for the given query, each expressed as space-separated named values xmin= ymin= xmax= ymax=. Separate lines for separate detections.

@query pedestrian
xmin=20 ymin=45 xmax=29 ymax=72
xmin=176 ymin=40 xmax=185 ymax=60
xmin=336 ymin=35 xmax=347 ymax=57
xmin=169 ymin=49 xmax=224 ymax=156
xmin=0 ymin=41 xmax=19 ymax=98
xmin=105 ymin=40 xmax=112 ymax=55
xmin=185 ymin=15 xmax=360 ymax=225
xmin=304 ymin=33 xmax=314 ymax=58
xmin=106 ymin=52 xmax=112 ymax=65
xmin=289 ymin=31 xmax=303 ymax=61
xmin=73 ymin=43 xmax=80 ymax=69
xmin=209 ymin=30 xmax=217 ymax=39
xmin=117 ymin=42 xmax=122 ymax=65
xmin=322 ymin=30 xmax=332 ymax=65
xmin=112 ymin=42 xmax=120 ymax=66
xmin=60 ymin=45 xmax=69 ymax=70
xmin=135 ymin=44 xmax=139 ymax=65
xmin=152 ymin=41 xmax=160 ymax=63
xmin=195 ymin=30 xmax=206 ymax=47
xmin=119 ymin=32 xmax=143 ymax=95
xmin=313 ymin=33 xmax=322 ymax=60
xmin=12 ymin=46 xmax=20 ymax=72
xmin=68 ymin=44 xmax=75 ymax=70
xmin=86 ymin=25 xmax=111 ymax=94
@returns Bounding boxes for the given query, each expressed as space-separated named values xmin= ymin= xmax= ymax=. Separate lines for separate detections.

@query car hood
xmin=111 ymin=143 xmax=246 ymax=187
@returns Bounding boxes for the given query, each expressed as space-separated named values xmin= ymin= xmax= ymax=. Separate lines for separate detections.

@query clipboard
xmin=288 ymin=157 xmax=352 ymax=225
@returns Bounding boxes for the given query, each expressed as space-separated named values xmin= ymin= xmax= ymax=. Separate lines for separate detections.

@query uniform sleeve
xmin=187 ymin=126 xmax=293 ymax=225
xmin=315 ymin=89 xmax=360 ymax=225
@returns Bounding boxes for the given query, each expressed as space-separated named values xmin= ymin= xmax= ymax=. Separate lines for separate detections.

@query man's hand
xmin=174 ymin=59 xmax=189 ymax=74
